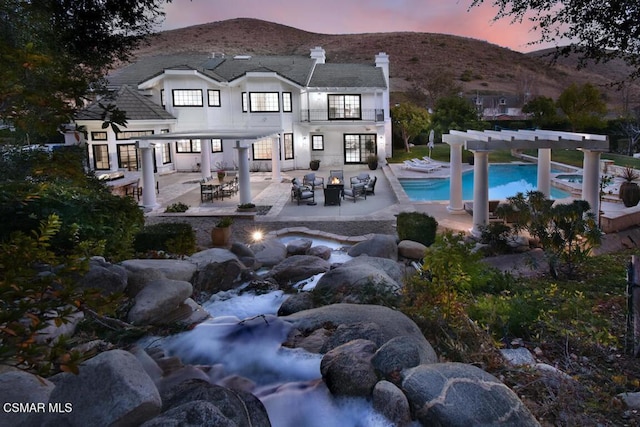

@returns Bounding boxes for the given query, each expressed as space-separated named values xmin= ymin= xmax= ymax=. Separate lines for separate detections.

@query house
xmin=470 ymin=94 xmax=527 ymax=121
xmin=70 ymin=47 xmax=391 ymax=197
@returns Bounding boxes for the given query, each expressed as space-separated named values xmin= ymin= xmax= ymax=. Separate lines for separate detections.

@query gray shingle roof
xmin=75 ymin=85 xmax=175 ymax=121
xmin=308 ymin=63 xmax=387 ymax=89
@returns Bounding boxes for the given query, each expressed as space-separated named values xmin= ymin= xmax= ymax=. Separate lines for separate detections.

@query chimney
xmin=310 ymin=46 xmax=326 ymax=64
xmin=375 ymin=52 xmax=389 ymax=83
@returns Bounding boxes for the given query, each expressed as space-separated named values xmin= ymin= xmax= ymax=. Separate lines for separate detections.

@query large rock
xmin=371 ymin=336 xmax=422 ymax=380
xmin=320 ymin=339 xmax=378 ymax=397
xmin=402 ymin=362 xmax=540 ymax=426
xmin=230 ymin=242 xmax=259 ymax=269
xmin=126 ymin=268 xmax=166 ymax=297
xmin=0 ymin=370 xmax=55 ymax=427
xmin=269 ymin=255 xmax=331 ymax=286
xmin=320 ymin=321 xmax=385 ymax=353
xmin=398 ymin=240 xmax=427 ymax=260
xmin=277 ymin=292 xmax=315 ymax=316
xmin=160 ymin=379 xmax=271 ymax=427
xmin=251 ymin=238 xmax=288 ymax=267
xmin=347 ymin=234 xmax=398 ymax=260
xmin=77 ymin=257 xmax=128 ymax=294
xmin=188 ymin=248 xmax=239 ymax=268
xmin=283 ymin=304 xmax=437 ymax=364
xmin=286 ymin=238 xmax=313 ymax=255
xmin=192 ymin=258 xmax=250 ymax=294
xmin=121 ymin=259 xmax=197 ymax=282
xmin=128 ymin=278 xmax=193 ymax=325
xmin=372 ymin=380 xmax=412 ymax=426
xmin=313 ymin=262 xmax=401 ymax=305
xmin=341 ymin=255 xmax=405 ymax=284
xmin=43 ymin=349 xmax=161 ymax=427
xmin=307 ymin=245 xmax=332 ymax=260
xmin=141 ymin=401 xmax=236 ymax=427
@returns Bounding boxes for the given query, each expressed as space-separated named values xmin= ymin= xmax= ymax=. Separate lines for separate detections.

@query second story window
xmin=176 ymin=139 xmax=201 ymax=153
xmin=173 ymin=89 xmax=203 ymax=107
xmin=282 ymin=92 xmax=292 ymax=112
xmin=250 ymin=92 xmax=279 ymax=112
xmin=328 ymin=94 xmax=361 ymax=119
xmin=208 ymin=90 xmax=221 ymax=107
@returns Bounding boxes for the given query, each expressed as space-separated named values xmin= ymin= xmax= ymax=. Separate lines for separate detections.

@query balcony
xmin=301 ymin=109 xmax=385 ymax=122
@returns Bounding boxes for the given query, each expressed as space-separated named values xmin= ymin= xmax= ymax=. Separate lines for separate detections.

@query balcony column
xmin=136 ymin=141 xmax=158 ymax=209
xmin=271 ymin=135 xmax=282 ymax=182
xmin=581 ymin=149 xmax=602 ymax=219
xmin=201 ymin=139 xmax=212 ymax=180
xmin=237 ymin=141 xmax=252 ymax=205
xmin=471 ymin=150 xmax=490 ymax=237
xmin=447 ymin=140 xmax=465 ymax=214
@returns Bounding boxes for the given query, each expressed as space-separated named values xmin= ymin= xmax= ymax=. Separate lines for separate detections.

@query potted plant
xmin=366 ymin=154 xmax=379 ymax=170
xmin=217 ymin=169 xmax=226 ymax=182
xmin=619 ymin=166 xmax=640 ymax=207
xmin=211 ymin=216 xmax=233 ymax=246
xmin=309 ymin=159 xmax=320 ymax=171
xmin=237 ymin=203 xmax=256 ymax=213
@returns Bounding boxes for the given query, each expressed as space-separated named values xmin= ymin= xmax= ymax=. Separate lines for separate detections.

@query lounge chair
xmin=403 ymin=159 xmax=441 ymax=173
xmin=292 ymin=179 xmax=315 ymax=205
xmin=464 ymin=200 xmax=501 ymax=221
xmin=343 ymin=182 xmax=367 ymax=203
xmin=364 ymin=176 xmax=377 ymax=195
xmin=303 ymin=173 xmax=324 ymax=189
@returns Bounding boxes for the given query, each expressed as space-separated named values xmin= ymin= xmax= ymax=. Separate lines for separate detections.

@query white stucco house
xmin=70 ymin=47 xmax=390 ymax=185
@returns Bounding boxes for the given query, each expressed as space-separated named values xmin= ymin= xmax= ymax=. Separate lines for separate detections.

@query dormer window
xmin=499 ymin=98 xmax=507 ymax=105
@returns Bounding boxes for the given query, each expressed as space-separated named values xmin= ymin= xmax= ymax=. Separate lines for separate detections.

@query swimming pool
xmin=400 ymin=164 xmax=571 ymax=201
xmin=555 ymin=173 xmax=583 ymax=184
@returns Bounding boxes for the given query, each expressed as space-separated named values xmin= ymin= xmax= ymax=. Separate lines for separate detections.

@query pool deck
xmin=142 ymin=160 xmax=628 ymax=235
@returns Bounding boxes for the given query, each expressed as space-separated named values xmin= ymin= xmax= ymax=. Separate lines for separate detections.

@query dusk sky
xmin=160 ymin=0 xmax=551 ymax=53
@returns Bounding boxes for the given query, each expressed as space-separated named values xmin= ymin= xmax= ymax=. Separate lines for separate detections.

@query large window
xmin=250 ymin=92 xmax=279 ymax=112
xmin=282 ymin=92 xmax=292 ymax=112
xmin=312 ymin=135 xmax=324 ymax=151
xmin=117 ymin=144 xmax=138 ymax=171
xmin=91 ymin=131 xmax=107 ymax=141
xmin=172 ymin=89 xmax=203 ymax=107
xmin=208 ymin=90 xmax=221 ymax=107
xmin=344 ymin=134 xmax=376 ymax=164
xmin=92 ymin=145 xmax=109 ymax=170
xmin=283 ymin=133 xmax=294 ymax=160
xmin=115 ymin=130 xmax=153 ymax=140
xmin=328 ymin=94 xmax=361 ymax=120
xmin=160 ymin=143 xmax=171 ymax=164
xmin=211 ymin=138 xmax=223 ymax=153
xmin=176 ymin=139 xmax=201 ymax=153
xmin=252 ymin=139 xmax=272 ymax=160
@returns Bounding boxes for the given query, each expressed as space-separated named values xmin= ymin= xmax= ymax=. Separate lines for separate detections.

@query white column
xmin=237 ymin=142 xmax=252 ymax=205
xmin=139 ymin=145 xmax=158 ymax=209
xmin=471 ymin=151 xmax=489 ymax=237
xmin=201 ymin=139 xmax=212 ymax=181
xmin=271 ymin=136 xmax=282 ymax=182
xmin=582 ymin=149 xmax=601 ymax=218
xmin=447 ymin=140 xmax=465 ymax=214
xmin=537 ymin=148 xmax=551 ymax=198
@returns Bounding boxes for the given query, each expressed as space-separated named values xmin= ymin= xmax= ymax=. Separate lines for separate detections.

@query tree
xmin=556 ymin=83 xmax=607 ymax=131
xmin=423 ymin=68 xmax=463 ymax=110
xmin=430 ymin=95 xmax=488 ymax=137
xmin=391 ymin=103 xmax=431 ymax=153
xmin=617 ymin=108 xmax=640 ymax=156
xmin=470 ymin=0 xmax=640 ymax=80
xmin=0 ymin=0 xmax=169 ymax=143
xmin=522 ymin=96 xmax=558 ymax=128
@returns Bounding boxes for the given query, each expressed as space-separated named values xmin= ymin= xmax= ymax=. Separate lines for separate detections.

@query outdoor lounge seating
xmin=364 ymin=176 xmax=377 ymax=195
xmin=403 ymin=159 xmax=442 ymax=173
xmin=343 ymin=181 xmax=367 ymax=203
xmin=303 ymin=173 xmax=324 ymax=189
xmin=292 ymin=179 xmax=315 ymax=205
xmin=464 ymin=200 xmax=501 ymax=221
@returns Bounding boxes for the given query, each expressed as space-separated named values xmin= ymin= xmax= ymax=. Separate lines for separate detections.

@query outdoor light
xmin=252 ymin=230 xmax=264 ymax=242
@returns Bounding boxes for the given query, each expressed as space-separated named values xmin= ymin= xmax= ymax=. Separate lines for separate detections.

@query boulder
xmin=341 ymin=255 xmax=405 ymax=284
xmin=120 ymin=259 xmax=197 ymax=283
xmin=371 ymin=336 xmax=422 ymax=380
xmin=77 ymin=257 xmax=128 ymax=294
xmin=347 ymin=234 xmax=398 ymax=260
xmin=160 ymin=379 xmax=271 ymax=427
xmin=36 ymin=309 xmax=84 ymax=344
xmin=192 ymin=258 xmax=251 ymax=294
xmin=127 ymin=278 xmax=193 ymax=325
xmin=126 ymin=267 xmax=165 ymax=297
xmin=308 ymin=245 xmax=332 ymax=260
xmin=251 ymin=238 xmax=288 ymax=267
xmin=283 ymin=304 xmax=437 ymax=364
xmin=277 ymin=292 xmax=315 ymax=316
xmin=286 ymin=238 xmax=313 ymax=255
xmin=188 ymin=248 xmax=239 ymax=268
xmin=44 ymin=349 xmax=161 ymax=427
xmin=320 ymin=339 xmax=378 ymax=397
xmin=501 ymin=347 xmax=536 ymax=367
xmin=141 ymin=401 xmax=236 ymax=427
xmin=230 ymin=242 xmax=259 ymax=269
xmin=402 ymin=362 xmax=540 ymax=426
xmin=0 ymin=370 xmax=55 ymax=427
xmin=269 ymin=255 xmax=331 ymax=286
xmin=320 ymin=321 xmax=385 ymax=353
xmin=372 ymin=380 xmax=412 ymax=426
xmin=398 ymin=240 xmax=427 ymax=260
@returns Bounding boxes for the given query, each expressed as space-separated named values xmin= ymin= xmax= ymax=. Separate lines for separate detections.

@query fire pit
xmin=324 ymin=177 xmax=343 ymax=206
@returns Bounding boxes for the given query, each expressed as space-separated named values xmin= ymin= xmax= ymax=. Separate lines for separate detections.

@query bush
xmin=134 ymin=222 xmax=196 ymax=256
xmin=165 ymin=202 xmax=189 ymax=213
xmin=396 ymin=212 xmax=438 ymax=246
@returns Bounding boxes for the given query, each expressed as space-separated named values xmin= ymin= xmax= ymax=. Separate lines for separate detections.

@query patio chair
xmin=356 ymin=172 xmax=370 ymax=183
xmin=303 ymin=173 xmax=324 ymax=189
xmin=343 ymin=182 xmax=367 ymax=203
xmin=200 ymin=181 xmax=214 ymax=202
xmin=364 ymin=176 xmax=377 ymax=195
xmin=292 ymin=180 xmax=315 ymax=205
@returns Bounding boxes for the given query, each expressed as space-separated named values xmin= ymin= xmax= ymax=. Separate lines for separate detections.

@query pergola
xmin=136 ymin=129 xmax=283 ymax=208
xmin=442 ymin=129 xmax=609 ymax=236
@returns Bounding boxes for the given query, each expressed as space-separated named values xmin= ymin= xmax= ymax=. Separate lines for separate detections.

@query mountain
xmin=131 ymin=18 xmax=639 ymax=112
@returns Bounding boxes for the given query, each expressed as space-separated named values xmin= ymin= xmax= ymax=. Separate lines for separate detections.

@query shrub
xmin=165 ymin=202 xmax=189 ymax=213
xmin=216 ymin=217 xmax=233 ymax=228
xmin=396 ymin=212 xmax=438 ymax=246
xmin=133 ymin=222 xmax=196 ymax=256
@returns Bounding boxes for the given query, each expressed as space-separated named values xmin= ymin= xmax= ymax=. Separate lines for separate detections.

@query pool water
xmin=400 ymin=164 xmax=571 ymax=201
xmin=555 ymin=174 xmax=583 ymax=184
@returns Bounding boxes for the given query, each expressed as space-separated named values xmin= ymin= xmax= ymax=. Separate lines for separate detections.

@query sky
xmin=160 ymin=0 xmax=551 ymax=53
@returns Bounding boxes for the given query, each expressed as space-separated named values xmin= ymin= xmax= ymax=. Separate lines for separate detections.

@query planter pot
xmin=217 ymin=173 xmax=226 ymax=183
xmin=309 ymin=161 xmax=320 ymax=171
xmin=367 ymin=161 xmax=378 ymax=170
xmin=211 ymin=226 xmax=231 ymax=246
xmin=619 ymin=181 xmax=640 ymax=207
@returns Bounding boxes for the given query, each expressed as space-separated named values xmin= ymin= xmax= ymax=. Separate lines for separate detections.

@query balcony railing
xmin=301 ymin=109 xmax=385 ymax=122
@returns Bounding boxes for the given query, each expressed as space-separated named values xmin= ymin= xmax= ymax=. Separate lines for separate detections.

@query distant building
xmin=470 ymin=94 xmax=527 ymax=121
xmin=69 ymin=47 xmax=391 ymax=175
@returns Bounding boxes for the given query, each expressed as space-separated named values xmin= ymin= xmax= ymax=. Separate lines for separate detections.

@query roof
xmin=75 ymin=85 xmax=175 ymax=121
xmin=308 ymin=63 xmax=387 ymax=89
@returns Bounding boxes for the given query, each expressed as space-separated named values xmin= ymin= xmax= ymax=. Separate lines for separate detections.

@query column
xmin=271 ymin=135 xmax=282 ymax=182
xmin=139 ymin=144 xmax=158 ymax=209
xmin=471 ymin=151 xmax=489 ymax=237
xmin=537 ymin=148 xmax=551 ymax=198
xmin=237 ymin=142 xmax=252 ymax=205
xmin=582 ymin=149 xmax=601 ymax=218
xmin=201 ymin=139 xmax=212 ymax=180
xmin=447 ymin=140 xmax=465 ymax=214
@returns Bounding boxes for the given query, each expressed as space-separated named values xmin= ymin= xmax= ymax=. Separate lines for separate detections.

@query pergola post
xmin=537 ymin=148 xmax=551 ymax=198
xmin=581 ymin=149 xmax=602 ymax=219
xmin=447 ymin=140 xmax=465 ymax=213
xmin=201 ymin=139 xmax=212 ymax=180
xmin=137 ymin=141 xmax=158 ymax=209
xmin=271 ymin=135 xmax=282 ymax=183
xmin=471 ymin=150 xmax=490 ymax=237
xmin=237 ymin=141 xmax=252 ymax=205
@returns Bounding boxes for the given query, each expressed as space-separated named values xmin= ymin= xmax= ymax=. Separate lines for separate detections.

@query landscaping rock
xmin=286 ymin=238 xmax=313 ymax=255
xmin=320 ymin=321 xmax=385 ymax=353
xmin=277 ymin=292 xmax=315 ymax=316
xmin=230 ymin=242 xmax=259 ymax=269
xmin=127 ymin=278 xmax=193 ymax=325
xmin=320 ymin=339 xmax=378 ymax=397
xmin=372 ymin=380 xmax=412 ymax=426
xmin=0 ymin=370 xmax=55 ymax=427
xmin=347 ymin=234 xmax=398 ymax=260
xmin=251 ymin=238 xmax=287 ymax=267
xmin=192 ymin=258 xmax=250 ymax=294
xmin=188 ymin=248 xmax=239 ymax=268
xmin=341 ymin=255 xmax=405 ymax=284
xmin=371 ymin=336 xmax=422 ymax=380
xmin=398 ymin=239 xmax=427 ymax=260
xmin=501 ymin=347 xmax=536 ymax=367
xmin=308 ymin=244 xmax=332 ymax=260
xmin=126 ymin=267 xmax=165 ymax=297
xmin=269 ymin=255 xmax=331 ymax=287
xmin=141 ymin=401 xmax=236 ymax=427
xmin=77 ymin=257 xmax=128 ymax=294
xmin=121 ymin=259 xmax=197 ymax=282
